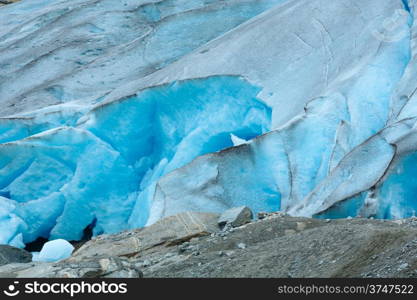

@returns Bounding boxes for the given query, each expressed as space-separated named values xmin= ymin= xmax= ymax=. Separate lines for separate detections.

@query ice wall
xmin=1 ymin=0 xmax=417 ymax=247
xmin=0 ymin=76 xmax=270 ymax=244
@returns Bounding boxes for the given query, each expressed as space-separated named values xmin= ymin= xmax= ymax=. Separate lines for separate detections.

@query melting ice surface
xmin=1 ymin=0 xmax=417 ymax=247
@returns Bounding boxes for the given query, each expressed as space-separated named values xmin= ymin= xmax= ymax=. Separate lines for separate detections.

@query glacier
xmin=1 ymin=0 xmax=417 ymax=248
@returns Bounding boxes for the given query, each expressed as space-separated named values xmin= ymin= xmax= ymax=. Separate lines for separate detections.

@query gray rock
xmin=237 ymin=243 xmax=246 ymax=249
xmin=218 ymin=206 xmax=253 ymax=228
xmin=144 ymin=217 xmax=417 ymax=278
xmin=72 ymin=212 xmax=220 ymax=261
xmin=0 ymin=245 xmax=32 ymax=266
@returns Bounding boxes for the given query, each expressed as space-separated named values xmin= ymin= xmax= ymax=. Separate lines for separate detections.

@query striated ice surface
xmin=1 ymin=0 xmax=417 ymax=247
xmin=0 ymin=0 xmax=287 ymax=117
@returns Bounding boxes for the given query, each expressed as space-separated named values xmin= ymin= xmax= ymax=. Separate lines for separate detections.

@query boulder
xmin=0 ymin=256 xmax=142 ymax=278
xmin=0 ymin=245 xmax=32 ymax=266
xmin=71 ymin=212 xmax=220 ymax=260
xmin=218 ymin=206 xmax=253 ymax=228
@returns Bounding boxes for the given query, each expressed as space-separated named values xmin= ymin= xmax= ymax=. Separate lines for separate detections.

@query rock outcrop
xmin=0 ymin=245 xmax=32 ymax=266
xmin=2 ymin=0 xmax=417 ymax=248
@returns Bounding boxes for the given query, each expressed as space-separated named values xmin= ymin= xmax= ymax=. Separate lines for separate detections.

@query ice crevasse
xmin=1 ymin=0 xmax=417 ymax=247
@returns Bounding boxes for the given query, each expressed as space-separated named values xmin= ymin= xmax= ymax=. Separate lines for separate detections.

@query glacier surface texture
xmin=1 ymin=0 xmax=417 ymax=247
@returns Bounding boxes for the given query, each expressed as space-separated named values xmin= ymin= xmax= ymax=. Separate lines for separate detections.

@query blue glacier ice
xmin=0 ymin=76 xmax=270 ymax=243
xmin=0 ymin=0 xmax=287 ymax=117
xmin=84 ymin=76 xmax=271 ymax=228
xmin=377 ymin=153 xmax=417 ymax=219
xmin=1 ymin=0 xmax=417 ymax=248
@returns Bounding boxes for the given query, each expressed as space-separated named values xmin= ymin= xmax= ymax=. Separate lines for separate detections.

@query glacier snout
xmin=1 ymin=0 xmax=417 ymax=248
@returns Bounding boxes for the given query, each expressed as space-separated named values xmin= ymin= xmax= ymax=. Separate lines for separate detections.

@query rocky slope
xmin=1 ymin=211 xmax=417 ymax=278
